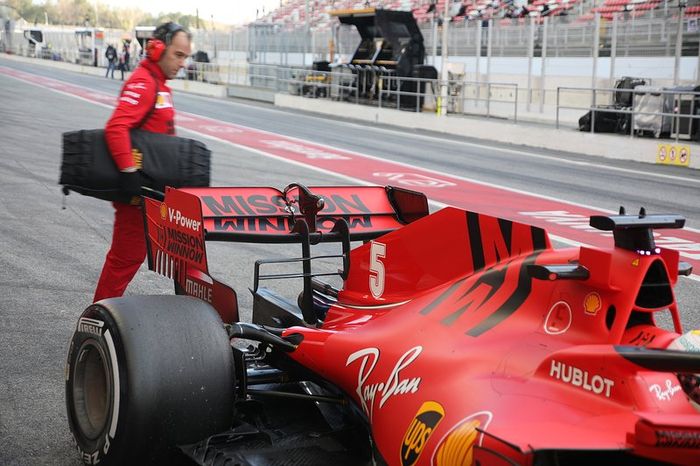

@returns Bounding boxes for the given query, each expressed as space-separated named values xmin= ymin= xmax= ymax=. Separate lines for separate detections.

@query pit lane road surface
xmin=1 ymin=57 xmax=699 ymax=465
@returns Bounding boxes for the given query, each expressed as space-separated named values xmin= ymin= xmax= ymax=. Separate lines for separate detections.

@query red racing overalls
xmin=93 ymin=59 xmax=176 ymax=302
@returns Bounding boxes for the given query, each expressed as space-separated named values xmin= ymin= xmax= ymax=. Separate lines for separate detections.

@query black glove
xmin=119 ymin=170 xmax=144 ymax=198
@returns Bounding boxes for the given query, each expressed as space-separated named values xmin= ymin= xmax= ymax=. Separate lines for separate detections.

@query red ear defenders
xmin=146 ymin=38 xmax=166 ymax=62
xmin=146 ymin=23 xmax=185 ymax=62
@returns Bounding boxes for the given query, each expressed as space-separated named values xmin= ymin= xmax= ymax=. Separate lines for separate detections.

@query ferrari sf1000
xmin=66 ymin=183 xmax=700 ymax=465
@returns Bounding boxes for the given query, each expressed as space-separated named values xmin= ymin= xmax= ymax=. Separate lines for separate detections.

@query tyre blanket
xmin=60 ymin=128 xmax=211 ymax=202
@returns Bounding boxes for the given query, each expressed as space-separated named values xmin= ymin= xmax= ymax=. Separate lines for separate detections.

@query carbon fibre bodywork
xmin=140 ymin=184 xmax=700 ymax=466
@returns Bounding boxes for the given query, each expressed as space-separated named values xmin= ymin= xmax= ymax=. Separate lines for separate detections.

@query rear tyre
xmin=65 ymin=295 xmax=235 ymax=465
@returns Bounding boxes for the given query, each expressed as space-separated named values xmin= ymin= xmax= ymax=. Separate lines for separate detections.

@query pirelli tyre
xmin=65 ymin=295 xmax=235 ymax=465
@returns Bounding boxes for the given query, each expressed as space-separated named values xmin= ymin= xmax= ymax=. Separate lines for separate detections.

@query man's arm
xmin=104 ymin=74 xmax=156 ymax=171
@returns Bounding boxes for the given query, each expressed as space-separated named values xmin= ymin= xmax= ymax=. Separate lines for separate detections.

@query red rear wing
xmin=175 ymin=184 xmax=427 ymax=243
xmin=143 ymin=184 xmax=428 ymax=276
xmin=143 ymin=184 xmax=427 ymax=325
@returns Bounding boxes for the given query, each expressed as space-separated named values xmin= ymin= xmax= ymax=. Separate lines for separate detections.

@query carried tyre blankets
xmin=60 ymin=129 xmax=211 ymax=202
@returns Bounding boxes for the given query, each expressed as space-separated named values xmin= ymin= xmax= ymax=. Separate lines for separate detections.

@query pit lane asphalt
xmin=1 ymin=57 xmax=699 ymax=465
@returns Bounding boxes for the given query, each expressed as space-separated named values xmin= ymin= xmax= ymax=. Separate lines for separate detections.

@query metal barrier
xmin=10 ymin=43 xmax=698 ymax=143
xmin=273 ymin=67 xmax=519 ymax=121
xmin=449 ymin=80 xmax=520 ymax=121
xmin=556 ymin=86 xmax=700 ymax=142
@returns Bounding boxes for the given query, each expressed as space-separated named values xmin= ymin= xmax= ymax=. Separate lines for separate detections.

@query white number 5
xmin=369 ymin=241 xmax=386 ymax=299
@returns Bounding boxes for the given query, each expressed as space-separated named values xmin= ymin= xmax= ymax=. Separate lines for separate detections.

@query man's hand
xmin=119 ymin=169 xmax=143 ymax=198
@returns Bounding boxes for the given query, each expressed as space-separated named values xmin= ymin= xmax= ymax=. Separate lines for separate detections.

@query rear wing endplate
xmin=142 ymin=184 xmax=428 ymax=325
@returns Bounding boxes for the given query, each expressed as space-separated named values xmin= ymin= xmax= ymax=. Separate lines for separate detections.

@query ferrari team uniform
xmin=93 ymin=59 xmax=176 ymax=302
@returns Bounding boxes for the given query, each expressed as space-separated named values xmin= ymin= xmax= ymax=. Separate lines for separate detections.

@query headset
xmin=146 ymin=22 xmax=187 ymax=62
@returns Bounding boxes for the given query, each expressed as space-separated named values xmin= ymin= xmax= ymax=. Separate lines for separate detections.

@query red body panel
xmin=282 ymin=207 xmax=700 ymax=465
xmin=145 ymin=187 xmax=700 ymax=465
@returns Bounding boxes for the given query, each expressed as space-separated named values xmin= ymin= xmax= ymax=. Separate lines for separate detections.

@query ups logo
xmin=400 ymin=401 xmax=444 ymax=466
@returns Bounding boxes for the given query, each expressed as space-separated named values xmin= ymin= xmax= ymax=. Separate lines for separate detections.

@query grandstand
xmin=3 ymin=0 xmax=698 ymax=124
xmin=253 ymin=0 xmax=687 ymax=29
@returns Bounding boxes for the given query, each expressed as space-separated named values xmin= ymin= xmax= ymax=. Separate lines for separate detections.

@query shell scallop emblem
xmin=584 ymin=292 xmax=602 ymax=316
xmin=433 ymin=412 xmax=493 ymax=466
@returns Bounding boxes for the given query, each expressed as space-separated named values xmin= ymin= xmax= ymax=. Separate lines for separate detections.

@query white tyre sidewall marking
xmin=103 ymin=329 xmax=120 ymax=441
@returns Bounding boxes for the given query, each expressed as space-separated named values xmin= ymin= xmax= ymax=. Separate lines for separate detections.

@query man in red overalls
xmin=94 ymin=22 xmax=192 ymax=302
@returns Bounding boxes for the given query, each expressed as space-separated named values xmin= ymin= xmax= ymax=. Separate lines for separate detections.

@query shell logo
xmin=160 ymin=203 xmax=168 ymax=221
xmin=435 ymin=419 xmax=480 ymax=465
xmin=432 ymin=411 xmax=492 ymax=466
xmin=584 ymin=292 xmax=602 ymax=316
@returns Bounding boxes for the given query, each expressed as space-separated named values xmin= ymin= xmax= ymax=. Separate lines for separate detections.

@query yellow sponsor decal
xmin=433 ymin=411 xmax=493 ymax=466
xmin=401 ymin=401 xmax=445 ymax=466
xmin=657 ymin=144 xmax=690 ymax=167
xmin=131 ymin=148 xmax=143 ymax=169
xmin=584 ymin=292 xmax=602 ymax=316
xmin=435 ymin=419 xmax=481 ymax=466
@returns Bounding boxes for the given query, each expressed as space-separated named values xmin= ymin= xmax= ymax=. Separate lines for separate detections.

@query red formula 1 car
xmin=65 ymin=184 xmax=700 ymax=466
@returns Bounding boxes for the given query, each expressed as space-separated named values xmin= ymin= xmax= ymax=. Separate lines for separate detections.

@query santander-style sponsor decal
xmin=373 ymin=172 xmax=456 ymax=188
xmin=345 ymin=346 xmax=422 ymax=421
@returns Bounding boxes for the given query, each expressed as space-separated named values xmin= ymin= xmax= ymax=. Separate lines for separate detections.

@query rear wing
xmin=142 ymin=184 xmax=428 ymax=324
xmin=171 ymin=183 xmax=427 ymax=243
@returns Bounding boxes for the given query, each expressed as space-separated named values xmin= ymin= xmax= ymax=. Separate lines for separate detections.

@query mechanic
xmin=93 ymin=22 xmax=192 ymax=302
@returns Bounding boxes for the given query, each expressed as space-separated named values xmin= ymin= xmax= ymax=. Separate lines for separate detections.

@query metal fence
xmin=556 ymin=86 xmax=700 ymax=142
xmin=4 ymin=6 xmax=700 ymax=144
xmin=167 ymin=60 xmax=700 ymax=143
xmin=240 ymin=9 xmax=699 ymax=59
xmin=5 ymin=9 xmax=698 ymax=64
xmin=186 ymin=61 xmax=521 ymax=121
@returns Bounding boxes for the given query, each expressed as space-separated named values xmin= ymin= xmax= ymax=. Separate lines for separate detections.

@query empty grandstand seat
xmin=686 ymin=5 xmax=700 ymax=16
